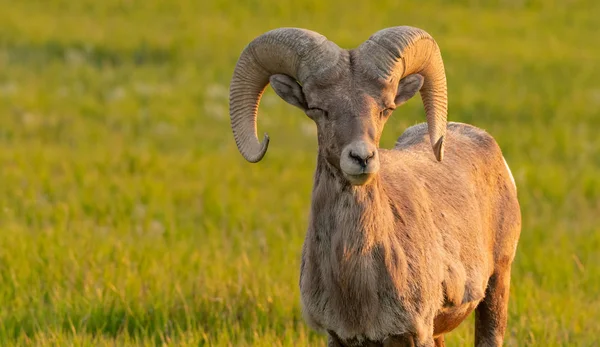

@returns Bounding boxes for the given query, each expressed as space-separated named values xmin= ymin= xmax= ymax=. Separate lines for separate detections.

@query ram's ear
xmin=269 ymin=74 xmax=308 ymax=111
xmin=395 ymin=74 xmax=424 ymax=106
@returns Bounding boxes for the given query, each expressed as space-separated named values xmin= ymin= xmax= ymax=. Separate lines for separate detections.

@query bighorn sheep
xmin=229 ymin=26 xmax=521 ymax=347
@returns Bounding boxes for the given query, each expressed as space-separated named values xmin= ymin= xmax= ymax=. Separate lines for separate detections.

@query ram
xmin=229 ymin=26 xmax=521 ymax=347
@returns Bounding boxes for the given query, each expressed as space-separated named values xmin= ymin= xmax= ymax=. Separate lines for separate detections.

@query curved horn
xmin=357 ymin=26 xmax=447 ymax=161
xmin=229 ymin=28 xmax=341 ymax=163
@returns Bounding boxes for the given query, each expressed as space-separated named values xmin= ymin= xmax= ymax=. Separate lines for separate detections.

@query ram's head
xmin=229 ymin=27 xmax=447 ymax=185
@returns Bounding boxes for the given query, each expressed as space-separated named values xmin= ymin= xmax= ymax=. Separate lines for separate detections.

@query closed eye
xmin=306 ymin=107 xmax=328 ymax=118
xmin=380 ymin=107 xmax=395 ymax=118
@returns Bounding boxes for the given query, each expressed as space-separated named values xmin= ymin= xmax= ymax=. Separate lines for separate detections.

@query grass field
xmin=0 ymin=0 xmax=599 ymax=345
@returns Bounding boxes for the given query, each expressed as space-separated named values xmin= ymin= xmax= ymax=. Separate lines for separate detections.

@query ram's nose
xmin=349 ymin=148 xmax=375 ymax=168
xmin=340 ymin=141 xmax=380 ymax=185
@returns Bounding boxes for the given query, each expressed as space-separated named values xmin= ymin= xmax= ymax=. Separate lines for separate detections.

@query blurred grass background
xmin=0 ymin=0 xmax=598 ymax=345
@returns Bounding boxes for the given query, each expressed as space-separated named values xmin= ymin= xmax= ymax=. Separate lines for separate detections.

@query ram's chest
xmin=299 ymin=171 xmax=446 ymax=340
xmin=299 ymin=229 xmax=421 ymax=341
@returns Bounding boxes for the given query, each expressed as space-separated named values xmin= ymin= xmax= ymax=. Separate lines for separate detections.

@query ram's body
xmin=300 ymin=122 xmax=520 ymax=345
xmin=229 ymin=26 xmax=522 ymax=346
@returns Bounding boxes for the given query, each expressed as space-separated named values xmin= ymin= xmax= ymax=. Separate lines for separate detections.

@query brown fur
xmin=231 ymin=32 xmax=521 ymax=346
xmin=300 ymin=123 xmax=521 ymax=346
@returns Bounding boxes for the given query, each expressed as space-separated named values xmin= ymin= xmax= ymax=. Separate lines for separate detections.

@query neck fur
xmin=306 ymin=156 xmax=408 ymax=333
xmin=311 ymin=156 xmax=395 ymax=245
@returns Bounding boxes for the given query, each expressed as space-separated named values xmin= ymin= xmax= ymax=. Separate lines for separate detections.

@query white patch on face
xmin=503 ymin=156 xmax=516 ymax=191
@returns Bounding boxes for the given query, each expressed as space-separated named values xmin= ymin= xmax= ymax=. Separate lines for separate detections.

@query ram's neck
xmin=304 ymin=156 xmax=407 ymax=332
xmin=310 ymin=156 xmax=397 ymax=254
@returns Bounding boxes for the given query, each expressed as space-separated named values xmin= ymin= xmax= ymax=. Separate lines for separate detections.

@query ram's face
xmin=301 ymin=77 xmax=395 ymax=185
xmin=267 ymin=66 xmax=426 ymax=186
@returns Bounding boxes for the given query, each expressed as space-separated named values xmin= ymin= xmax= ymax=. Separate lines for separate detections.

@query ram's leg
xmin=474 ymin=268 xmax=511 ymax=346
xmin=416 ymin=337 xmax=434 ymax=347
xmin=384 ymin=335 xmax=437 ymax=347
xmin=327 ymin=331 xmax=343 ymax=347
xmin=434 ymin=335 xmax=445 ymax=347
xmin=383 ymin=334 xmax=414 ymax=347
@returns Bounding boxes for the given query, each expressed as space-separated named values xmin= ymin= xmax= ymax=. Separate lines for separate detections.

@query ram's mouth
xmin=344 ymin=172 xmax=375 ymax=186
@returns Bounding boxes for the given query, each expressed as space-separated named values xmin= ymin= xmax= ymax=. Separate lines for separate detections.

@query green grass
xmin=0 ymin=0 xmax=598 ymax=345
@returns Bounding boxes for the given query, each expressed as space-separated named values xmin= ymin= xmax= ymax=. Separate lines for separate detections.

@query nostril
xmin=349 ymin=151 xmax=361 ymax=161
xmin=349 ymin=151 xmax=368 ymax=168
xmin=362 ymin=151 xmax=375 ymax=165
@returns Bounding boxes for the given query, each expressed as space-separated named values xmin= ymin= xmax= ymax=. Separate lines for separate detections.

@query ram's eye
xmin=380 ymin=108 xmax=394 ymax=118
xmin=306 ymin=107 xmax=327 ymax=118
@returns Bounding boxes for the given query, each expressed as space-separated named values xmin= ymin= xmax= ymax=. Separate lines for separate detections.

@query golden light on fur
xmin=230 ymin=26 xmax=521 ymax=347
